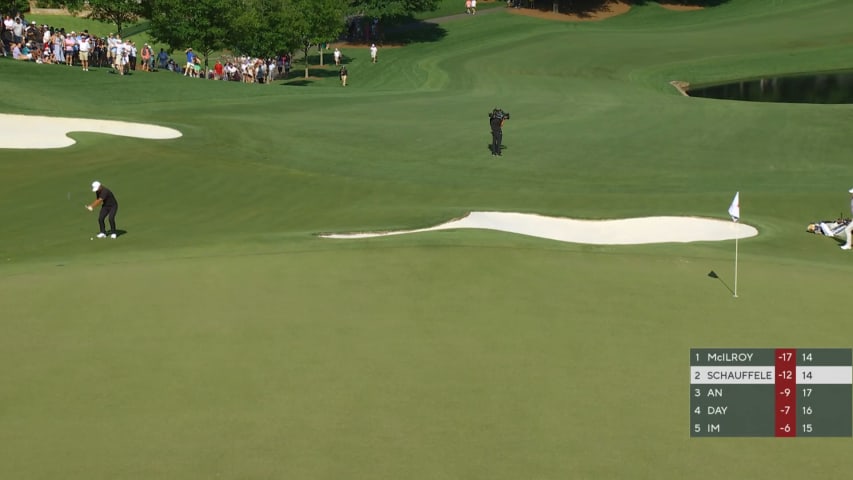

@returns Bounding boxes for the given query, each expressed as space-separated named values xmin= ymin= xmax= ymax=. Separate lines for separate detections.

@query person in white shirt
xmin=107 ymin=33 xmax=116 ymax=65
xmin=11 ymin=17 xmax=23 ymax=44
xmin=115 ymin=38 xmax=127 ymax=75
xmin=78 ymin=34 xmax=90 ymax=71
xmin=333 ymin=47 xmax=341 ymax=66
xmin=3 ymin=15 xmax=14 ymax=33
xmin=369 ymin=44 xmax=378 ymax=63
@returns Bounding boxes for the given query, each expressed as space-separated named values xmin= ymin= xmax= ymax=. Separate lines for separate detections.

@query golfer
xmin=86 ymin=181 xmax=119 ymax=238
xmin=842 ymin=187 xmax=853 ymax=250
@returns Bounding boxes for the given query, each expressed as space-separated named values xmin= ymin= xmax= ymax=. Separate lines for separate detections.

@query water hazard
xmin=687 ymin=71 xmax=853 ymax=104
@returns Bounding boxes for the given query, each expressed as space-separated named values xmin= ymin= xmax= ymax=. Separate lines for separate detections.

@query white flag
xmin=728 ymin=192 xmax=740 ymax=222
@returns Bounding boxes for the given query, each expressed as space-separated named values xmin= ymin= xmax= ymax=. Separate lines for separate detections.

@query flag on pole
xmin=728 ymin=192 xmax=740 ymax=222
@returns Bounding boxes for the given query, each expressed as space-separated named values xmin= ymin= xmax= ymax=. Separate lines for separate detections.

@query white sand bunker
xmin=0 ymin=113 xmax=182 ymax=149
xmin=322 ymin=211 xmax=759 ymax=245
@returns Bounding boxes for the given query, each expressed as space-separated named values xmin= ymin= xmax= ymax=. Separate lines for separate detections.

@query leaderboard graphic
xmin=690 ymin=348 xmax=852 ymax=437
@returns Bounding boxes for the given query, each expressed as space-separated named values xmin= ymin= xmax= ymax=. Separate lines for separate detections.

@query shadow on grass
xmin=274 ymin=59 xmax=357 ymax=86
xmin=633 ymin=0 xmax=731 ymax=5
xmin=383 ymin=21 xmax=447 ymax=45
xmin=485 ymin=143 xmax=507 ymax=155
xmin=122 ymin=21 xmax=150 ymax=38
xmin=280 ymin=79 xmax=314 ymax=87
xmin=707 ymin=270 xmax=735 ymax=296
xmin=522 ymin=0 xmax=730 ymax=16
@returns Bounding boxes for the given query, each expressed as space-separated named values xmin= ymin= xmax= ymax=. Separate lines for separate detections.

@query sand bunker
xmin=0 ymin=113 xmax=182 ymax=149
xmin=322 ymin=211 xmax=758 ymax=245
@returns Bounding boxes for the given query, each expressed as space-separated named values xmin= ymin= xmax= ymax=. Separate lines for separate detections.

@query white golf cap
xmin=849 ymin=187 xmax=853 ymax=193
xmin=91 ymin=181 xmax=101 ymax=192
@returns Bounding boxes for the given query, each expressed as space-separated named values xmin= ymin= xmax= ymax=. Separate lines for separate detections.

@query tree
xmin=61 ymin=0 xmax=142 ymax=35
xmin=0 ymin=0 xmax=29 ymax=16
xmin=147 ymin=0 xmax=240 ymax=70
xmin=281 ymin=0 xmax=347 ymax=79
xmin=85 ymin=0 xmax=143 ymax=36
xmin=231 ymin=0 xmax=292 ymax=58
xmin=347 ymin=0 xmax=438 ymax=18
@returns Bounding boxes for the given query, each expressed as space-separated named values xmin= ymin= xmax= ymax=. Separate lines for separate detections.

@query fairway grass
xmin=2 ymin=1 xmax=853 ymax=479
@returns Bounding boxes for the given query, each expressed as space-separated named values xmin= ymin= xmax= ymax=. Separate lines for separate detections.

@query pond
xmin=687 ymin=72 xmax=853 ymax=104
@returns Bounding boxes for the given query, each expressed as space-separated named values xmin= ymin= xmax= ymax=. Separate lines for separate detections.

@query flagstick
xmin=727 ymin=191 xmax=741 ymax=298
xmin=733 ymin=235 xmax=739 ymax=298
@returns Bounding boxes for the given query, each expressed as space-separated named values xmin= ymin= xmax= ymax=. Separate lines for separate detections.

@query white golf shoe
xmin=96 ymin=233 xmax=107 ymax=238
xmin=110 ymin=233 xmax=117 ymax=239
xmin=842 ymin=245 xmax=852 ymax=250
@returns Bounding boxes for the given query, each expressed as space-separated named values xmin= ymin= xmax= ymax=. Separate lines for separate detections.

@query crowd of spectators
xmin=2 ymin=13 xmax=296 ymax=84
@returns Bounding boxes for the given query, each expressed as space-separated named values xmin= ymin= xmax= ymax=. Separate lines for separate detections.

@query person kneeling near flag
xmin=842 ymin=187 xmax=853 ymax=250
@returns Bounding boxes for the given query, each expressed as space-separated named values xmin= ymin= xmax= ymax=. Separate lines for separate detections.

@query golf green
xmin=2 ymin=1 xmax=853 ymax=478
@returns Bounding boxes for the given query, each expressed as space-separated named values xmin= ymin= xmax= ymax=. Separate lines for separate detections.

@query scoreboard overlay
xmin=690 ymin=348 xmax=852 ymax=437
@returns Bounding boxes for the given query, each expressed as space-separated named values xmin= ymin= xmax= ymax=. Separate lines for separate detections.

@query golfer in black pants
xmin=86 ymin=181 xmax=119 ymax=239
xmin=490 ymin=112 xmax=505 ymax=156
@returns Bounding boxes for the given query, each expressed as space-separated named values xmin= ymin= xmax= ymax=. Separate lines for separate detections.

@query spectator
xmin=53 ymin=30 xmax=64 ymax=64
xmin=25 ymin=20 xmax=37 ymax=42
xmin=267 ymin=57 xmax=276 ymax=81
xmin=184 ymin=48 xmax=194 ymax=76
xmin=64 ymin=31 xmax=75 ymax=65
xmin=12 ymin=17 xmax=23 ymax=45
xmin=92 ymin=37 xmax=107 ymax=67
xmin=370 ymin=43 xmax=378 ymax=63
xmin=140 ymin=43 xmax=151 ymax=71
xmin=257 ymin=61 xmax=266 ymax=84
xmin=78 ymin=33 xmax=90 ymax=71
xmin=114 ymin=36 xmax=127 ymax=75
xmin=339 ymin=65 xmax=348 ymax=86
xmin=3 ymin=15 xmax=15 ymax=53
xmin=192 ymin=56 xmax=202 ymax=77
xmin=333 ymin=47 xmax=341 ymax=66
xmin=128 ymin=41 xmax=137 ymax=70
xmin=107 ymin=33 xmax=116 ymax=66
xmin=11 ymin=42 xmax=31 ymax=60
xmin=157 ymin=48 xmax=169 ymax=70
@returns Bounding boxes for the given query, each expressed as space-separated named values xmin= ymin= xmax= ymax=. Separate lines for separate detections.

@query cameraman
xmin=488 ymin=108 xmax=509 ymax=156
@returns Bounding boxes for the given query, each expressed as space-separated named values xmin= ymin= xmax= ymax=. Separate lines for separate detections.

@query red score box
xmin=775 ymin=348 xmax=797 ymax=437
